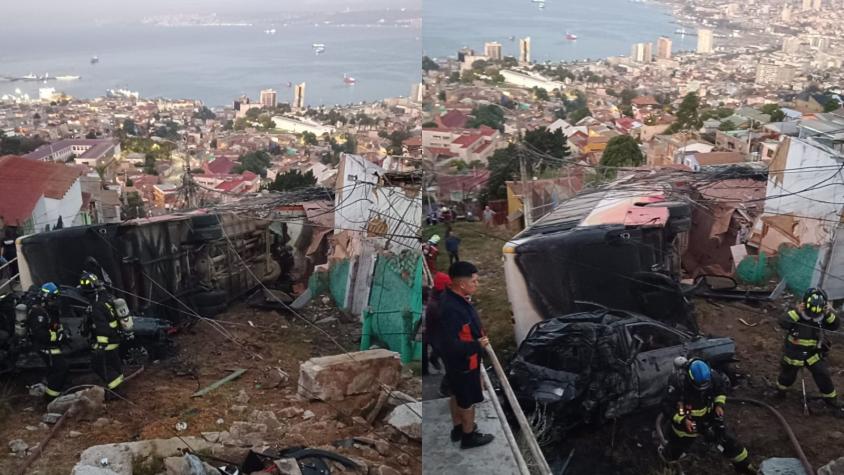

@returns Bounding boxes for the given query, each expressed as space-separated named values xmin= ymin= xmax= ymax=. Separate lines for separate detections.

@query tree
xmin=143 ymin=153 xmax=157 ymax=175
xmin=760 ymin=103 xmax=785 ymax=122
xmin=471 ymin=59 xmax=488 ymax=71
xmin=223 ymin=119 xmax=234 ymax=131
xmin=233 ymin=150 xmax=272 ymax=177
xmin=437 ymin=91 xmax=446 ymax=102
xmin=599 ymin=135 xmax=645 ymax=180
xmin=122 ymin=118 xmax=138 ymax=136
xmin=467 ymin=105 xmax=505 ymax=131
xmin=823 ymin=97 xmax=841 ymax=113
xmin=193 ymin=106 xmax=216 ymax=120
xmin=533 ymin=87 xmax=550 ymax=101
xmin=422 ymin=56 xmax=439 ymax=72
xmin=0 ymin=131 xmax=46 ymax=155
xmin=386 ymin=130 xmax=411 ymax=155
xmin=448 ymin=72 xmax=460 ymax=83
xmin=301 ymin=131 xmax=319 ymax=145
xmin=122 ymin=191 xmax=146 ymax=220
xmin=568 ymin=108 xmax=591 ymax=124
xmin=620 ymin=88 xmax=638 ymax=105
xmin=86 ymin=130 xmax=98 ymax=139
xmin=523 ymin=127 xmax=570 ymax=161
xmin=210 ymin=138 xmax=218 ymax=149
xmin=422 ymin=121 xmax=438 ymax=128
xmin=460 ymin=70 xmax=476 ymax=84
xmin=667 ymin=92 xmax=702 ymax=133
xmin=268 ymin=169 xmax=316 ymax=191
xmin=481 ymin=145 xmax=519 ymax=201
xmin=718 ymin=120 xmax=736 ymax=131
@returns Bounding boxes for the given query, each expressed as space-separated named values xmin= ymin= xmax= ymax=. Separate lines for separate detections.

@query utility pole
xmin=519 ymin=145 xmax=533 ymax=228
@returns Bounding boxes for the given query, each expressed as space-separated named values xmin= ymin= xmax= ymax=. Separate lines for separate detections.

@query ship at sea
xmin=343 ymin=74 xmax=356 ymax=85
xmin=56 ymin=75 xmax=81 ymax=81
xmin=91 ymin=56 xmax=99 ymax=65
xmin=565 ymin=32 xmax=578 ymax=40
xmin=312 ymin=43 xmax=326 ymax=55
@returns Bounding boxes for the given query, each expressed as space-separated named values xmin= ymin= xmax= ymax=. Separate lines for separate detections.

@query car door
xmin=626 ymin=322 xmax=688 ymax=409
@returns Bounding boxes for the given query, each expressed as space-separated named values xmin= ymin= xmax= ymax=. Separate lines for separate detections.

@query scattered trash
xmin=175 ymin=421 xmax=188 ymax=432
xmin=248 ymin=320 xmax=255 ymax=327
xmin=191 ymin=368 xmax=247 ymax=398
xmin=28 ymin=383 xmax=47 ymax=397
xmin=99 ymin=457 xmax=109 ymax=467
xmin=302 ymin=410 xmax=316 ymax=420
xmin=739 ymin=318 xmax=758 ymax=327
xmin=8 ymin=439 xmax=28 ymax=454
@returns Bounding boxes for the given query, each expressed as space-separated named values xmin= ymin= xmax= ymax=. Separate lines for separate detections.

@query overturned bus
xmin=15 ymin=212 xmax=281 ymax=321
xmin=503 ymin=189 xmax=695 ymax=346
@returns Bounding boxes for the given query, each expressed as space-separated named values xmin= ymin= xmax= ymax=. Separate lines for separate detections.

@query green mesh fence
xmin=328 ymin=259 xmax=351 ymax=311
xmin=736 ymin=252 xmax=774 ymax=285
xmin=777 ymin=244 xmax=819 ymax=296
xmin=365 ymin=251 xmax=423 ymax=362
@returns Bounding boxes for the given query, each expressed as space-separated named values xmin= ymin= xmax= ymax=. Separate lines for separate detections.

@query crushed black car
xmin=507 ymin=306 xmax=735 ymax=436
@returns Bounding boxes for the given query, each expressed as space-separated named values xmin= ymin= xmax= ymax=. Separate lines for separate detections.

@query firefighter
xmin=660 ymin=358 xmax=755 ymax=474
xmin=776 ymin=287 xmax=841 ymax=409
xmin=27 ymin=282 xmax=69 ymax=400
xmin=79 ymin=271 xmax=125 ymax=395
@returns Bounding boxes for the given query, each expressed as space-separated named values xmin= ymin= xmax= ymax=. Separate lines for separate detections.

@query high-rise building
xmin=630 ymin=42 xmax=653 ymax=63
xmin=697 ymin=29 xmax=714 ymax=54
xmin=755 ymin=62 xmax=796 ymax=86
xmin=781 ymin=4 xmax=792 ymax=22
xmin=519 ymin=37 xmax=531 ymax=64
xmin=260 ymin=89 xmax=277 ymax=108
xmin=782 ymin=37 xmax=802 ymax=55
xmin=410 ymin=82 xmax=424 ymax=103
xmin=657 ymin=36 xmax=672 ymax=60
xmin=293 ymin=83 xmax=306 ymax=110
xmin=802 ymin=0 xmax=812 ymax=11
xmin=484 ymin=42 xmax=503 ymax=61
xmin=813 ymin=0 xmax=823 ymax=10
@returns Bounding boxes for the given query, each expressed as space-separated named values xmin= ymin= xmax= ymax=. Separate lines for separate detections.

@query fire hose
xmin=655 ymin=398 xmax=814 ymax=475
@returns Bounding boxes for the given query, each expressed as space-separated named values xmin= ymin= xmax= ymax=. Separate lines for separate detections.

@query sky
xmin=6 ymin=0 xmax=420 ymax=24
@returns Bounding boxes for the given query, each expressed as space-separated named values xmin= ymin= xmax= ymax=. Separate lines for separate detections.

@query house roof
xmin=207 ymin=156 xmax=237 ymax=174
xmin=0 ymin=155 xmax=82 ymax=225
xmin=437 ymin=110 xmax=469 ymax=129
xmin=631 ymin=96 xmax=659 ymax=107
xmin=694 ymin=151 xmax=746 ymax=166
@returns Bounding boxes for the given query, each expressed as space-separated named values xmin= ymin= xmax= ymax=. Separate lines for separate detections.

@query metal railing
xmin=0 ymin=257 xmax=19 ymax=294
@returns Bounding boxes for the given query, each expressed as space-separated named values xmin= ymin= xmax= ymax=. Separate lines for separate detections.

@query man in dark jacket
xmin=440 ymin=261 xmax=494 ymax=449
xmin=79 ymin=271 xmax=125 ymax=395
xmin=660 ymin=358 xmax=755 ymax=474
xmin=27 ymin=282 xmax=68 ymax=400
xmin=423 ymin=272 xmax=451 ymax=376
xmin=776 ymin=287 xmax=841 ymax=409
xmin=445 ymin=233 xmax=461 ymax=266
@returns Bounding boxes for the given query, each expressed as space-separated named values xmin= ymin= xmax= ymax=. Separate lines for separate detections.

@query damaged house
xmin=309 ymin=154 xmax=423 ymax=363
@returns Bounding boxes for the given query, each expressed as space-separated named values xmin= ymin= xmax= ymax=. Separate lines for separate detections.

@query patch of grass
xmin=423 ymin=222 xmax=519 ymax=359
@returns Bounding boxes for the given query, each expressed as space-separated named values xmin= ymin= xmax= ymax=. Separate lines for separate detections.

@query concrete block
xmin=297 ymin=349 xmax=401 ymax=401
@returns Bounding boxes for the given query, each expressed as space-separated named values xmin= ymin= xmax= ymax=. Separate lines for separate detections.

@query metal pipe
xmin=481 ymin=365 xmax=531 ymax=475
xmin=0 ymin=256 xmax=17 ymax=273
xmin=0 ymin=273 xmax=20 ymax=291
xmin=485 ymin=344 xmax=553 ymax=475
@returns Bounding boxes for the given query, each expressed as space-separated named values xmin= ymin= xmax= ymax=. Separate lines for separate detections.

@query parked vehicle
xmin=507 ymin=307 xmax=736 ymax=438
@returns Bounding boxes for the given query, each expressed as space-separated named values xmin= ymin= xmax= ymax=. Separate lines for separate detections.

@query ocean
xmin=0 ymin=15 xmax=420 ymax=107
xmin=423 ymin=0 xmax=692 ymax=63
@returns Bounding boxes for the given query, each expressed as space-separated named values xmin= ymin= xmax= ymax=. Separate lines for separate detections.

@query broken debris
xmin=297 ymin=349 xmax=401 ymax=402
xmin=386 ymin=402 xmax=421 ymax=440
xmin=191 ymin=368 xmax=247 ymax=398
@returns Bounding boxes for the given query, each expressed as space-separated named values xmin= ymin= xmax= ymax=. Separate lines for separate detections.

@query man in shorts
xmin=439 ymin=261 xmax=495 ymax=449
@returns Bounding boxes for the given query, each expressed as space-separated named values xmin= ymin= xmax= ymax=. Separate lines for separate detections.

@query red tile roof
xmin=0 ymin=155 xmax=82 ymax=225
xmin=631 ymin=96 xmax=659 ymax=107
xmin=206 ymin=156 xmax=237 ymax=174
xmin=452 ymin=134 xmax=483 ymax=148
xmin=437 ymin=110 xmax=469 ymax=129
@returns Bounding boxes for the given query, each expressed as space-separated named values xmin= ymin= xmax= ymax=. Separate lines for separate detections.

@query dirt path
xmin=0 ymin=301 xmax=422 ymax=474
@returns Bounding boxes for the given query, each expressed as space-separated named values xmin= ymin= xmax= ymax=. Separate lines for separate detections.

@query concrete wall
xmin=31 ymin=179 xmax=82 ymax=232
xmin=334 ymin=154 xmax=382 ymax=233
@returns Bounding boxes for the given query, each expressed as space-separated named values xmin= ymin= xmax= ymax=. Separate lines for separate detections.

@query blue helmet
xmin=688 ymin=359 xmax=712 ymax=389
xmin=40 ymin=282 xmax=59 ymax=297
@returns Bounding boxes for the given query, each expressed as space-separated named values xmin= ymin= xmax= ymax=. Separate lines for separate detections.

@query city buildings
xmin=519 ymin=37 xmax=531 ymax=64
xmin=260 ymin=89 xmax=278 ymax=108
xmin=484 ymin=41 xmax=503 ymax=61
xmin=23 ymin=138 xmax=120 ymax=166
xmin=631 ymin=42 xmax=653 ymax=63
xmin=293 ymin=83 xmax=306 ymax=110
xmin=657 ymin=36 xmax=672 ymax=60
xmin=697 ymin=28 xmax=714 ymax=54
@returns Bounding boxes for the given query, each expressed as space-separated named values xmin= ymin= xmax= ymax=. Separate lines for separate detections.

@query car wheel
xmin=715 ymin=362 xmax=739 ymax=387
xmin=192 ymin=289 xmax=227 ymax=307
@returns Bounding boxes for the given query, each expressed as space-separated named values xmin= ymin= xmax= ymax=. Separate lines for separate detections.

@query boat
xmin=343 ymin=74 xmax=356 ymax=85
xmin=264 ymin=28 xmax=276 ymax=35
xmin=56 ymin=75 xmax=81 ymax=81
xmin=286 ymin=81 xmax=293 ymax=87
xmin=566 ymin=32 xmax=578 ymax=40
xmin=509 ymin=35 xmax=516 ymax=41
xmin=22 ymin=73 xmax=37 ymax=80
xmin=91 ymin=56 xmax=99 ymax=65
xmin=312 ymin=43 xmax=326 ymax=48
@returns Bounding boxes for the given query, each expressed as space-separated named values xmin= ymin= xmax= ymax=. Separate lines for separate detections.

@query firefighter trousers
xmin=777 ymin=355 xmax=836 ymax=399
xmin=664 ymin=422 xmax=751 ymax=473
xmin=91 ymin=346 xmax=125 ymax=391
xmin=38 ymin=351 xmax=68 ymax=398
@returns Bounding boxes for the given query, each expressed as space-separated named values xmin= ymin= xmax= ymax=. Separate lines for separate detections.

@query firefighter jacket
xmin=87 ymin=291 xmax=121 ymax=350
xmin=663 ymin=369 xmax=728 ymax=438
xmin=27 ymin=302 xmax=64 ymax=354
xmin=780 ymin=307 xmax=840 ymax=366
xmin=439 ymin=288 xmax=484 ymax=373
